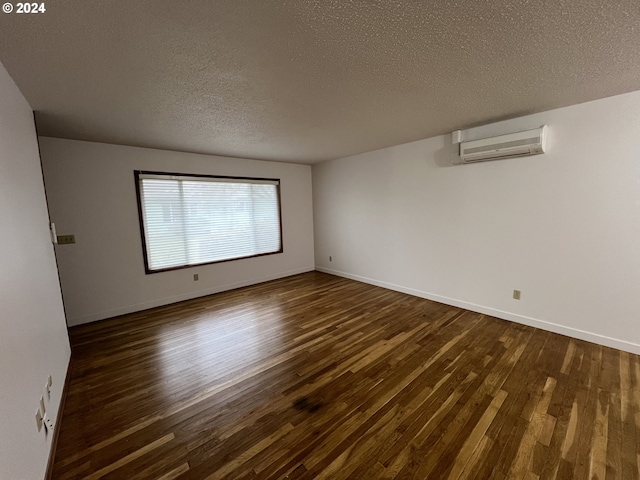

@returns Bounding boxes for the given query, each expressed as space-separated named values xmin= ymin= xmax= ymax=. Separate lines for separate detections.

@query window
xmin=135 ymin=171 xmax=282 ymax=273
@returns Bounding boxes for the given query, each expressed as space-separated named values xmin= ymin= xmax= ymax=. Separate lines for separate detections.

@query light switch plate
xmin=35 ymin=410 xmax=43 ymax=432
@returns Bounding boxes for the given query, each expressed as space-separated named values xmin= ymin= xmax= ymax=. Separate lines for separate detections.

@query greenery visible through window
xmin=135 ymin=171 xmax=282 ymax=273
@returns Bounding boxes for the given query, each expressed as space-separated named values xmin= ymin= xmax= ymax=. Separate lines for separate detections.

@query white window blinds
xmin=137 ymin=173 xmax=282 ymax=272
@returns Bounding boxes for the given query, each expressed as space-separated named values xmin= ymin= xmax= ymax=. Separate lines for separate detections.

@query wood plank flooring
xmin=52 ymin=272 xmax=640 ymax=479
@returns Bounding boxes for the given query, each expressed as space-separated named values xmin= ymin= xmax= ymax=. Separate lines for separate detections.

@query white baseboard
xmin=316 ymin=266 xmax=640 ymax=355
xmin=67 ymin=267 xmax=315 ymax=326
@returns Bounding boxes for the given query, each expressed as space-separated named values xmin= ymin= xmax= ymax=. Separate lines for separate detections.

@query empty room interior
xmin=2 ymin=1 xmax=640 ymax=479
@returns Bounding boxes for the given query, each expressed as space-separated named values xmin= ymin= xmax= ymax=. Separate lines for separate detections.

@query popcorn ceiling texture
xmin=1 ymin=0 xmax=639 ymax=163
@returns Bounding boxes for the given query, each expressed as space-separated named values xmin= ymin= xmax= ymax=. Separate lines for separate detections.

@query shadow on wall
xmin=432 ymin=133 xmax=459 ymax=168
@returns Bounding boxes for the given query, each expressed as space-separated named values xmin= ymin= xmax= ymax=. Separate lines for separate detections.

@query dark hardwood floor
xmin=52 ymin=272 xmax=640 ymax=479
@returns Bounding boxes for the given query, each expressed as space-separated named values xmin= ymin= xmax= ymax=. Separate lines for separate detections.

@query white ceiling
xmin=1 ymin=0 xmax=640 ymax=164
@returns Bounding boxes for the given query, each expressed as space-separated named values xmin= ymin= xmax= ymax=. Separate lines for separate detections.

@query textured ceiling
xmin=1 ymin=0 xmax=640 ymax=164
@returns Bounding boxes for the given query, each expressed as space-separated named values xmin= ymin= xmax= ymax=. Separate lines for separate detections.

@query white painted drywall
xmin=39 ymin=138 xmax=315 ymax=326
xmin=0 ymin=63 xmax=71 ymax=479
xmin=313 ymin=90 xmax=640 ymax=354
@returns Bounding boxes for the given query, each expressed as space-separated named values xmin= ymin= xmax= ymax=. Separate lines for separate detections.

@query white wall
xmin=313 ymin=90 xmax=640 ymax=354
xmin=39 ymin=138 xmax=315 ymax=326
xmin=0 ymin=64 xmax=71 ymax=479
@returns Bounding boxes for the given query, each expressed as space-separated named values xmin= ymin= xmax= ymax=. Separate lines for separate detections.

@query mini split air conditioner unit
xmin=457 ymin=125 xmax=548 ymax=163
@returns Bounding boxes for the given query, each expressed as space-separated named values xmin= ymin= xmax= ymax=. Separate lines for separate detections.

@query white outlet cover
xmin=43 ymin=415 xmax=54 ymax=433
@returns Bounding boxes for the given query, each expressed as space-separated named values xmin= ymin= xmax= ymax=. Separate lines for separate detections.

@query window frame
xmin=134 ymin=170 xmax=284 ymax=274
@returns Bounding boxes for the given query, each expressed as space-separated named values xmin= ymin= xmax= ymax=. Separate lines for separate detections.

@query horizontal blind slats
xmin=139 ymin=173 xmax=279 ymax=186
xmin=139 ymin=176 xmax=281 ymax=271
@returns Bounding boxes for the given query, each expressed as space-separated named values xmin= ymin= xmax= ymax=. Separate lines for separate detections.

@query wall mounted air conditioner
xmin=458 ymin=125 xmax=548 ymax=163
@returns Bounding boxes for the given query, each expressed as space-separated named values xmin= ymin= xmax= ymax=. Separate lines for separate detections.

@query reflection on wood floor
xmin=52 ymin=272 xmax=640 ymax=479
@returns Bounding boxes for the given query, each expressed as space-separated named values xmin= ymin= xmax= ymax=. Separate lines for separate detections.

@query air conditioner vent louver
xmin=458 ymin=126 xmax=548 ymax=164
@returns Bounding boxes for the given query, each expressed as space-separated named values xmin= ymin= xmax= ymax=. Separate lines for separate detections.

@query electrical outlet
xmin=43 ymin=415 xmax=54 ymax=433
xmin=46 ymin=375 xmax=52 ymax=399
xmin=35 ymin=409 xmax=43 ymax=432
xmin=57 ymin=234 xmax=75 ymax=245
xmin=193 ymin=274 xmax=199 ymax=281
xmin=513 ymin=289 xmax=521 ymax=300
